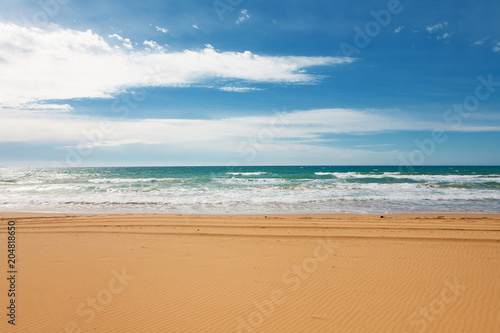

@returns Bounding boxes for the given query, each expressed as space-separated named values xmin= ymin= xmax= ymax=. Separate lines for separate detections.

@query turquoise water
xmin=0 ymin=166 xmax=499 ymax=214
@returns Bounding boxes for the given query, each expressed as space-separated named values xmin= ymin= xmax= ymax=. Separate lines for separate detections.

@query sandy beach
xmin=1 ymin=213 xmax=500 ymax=332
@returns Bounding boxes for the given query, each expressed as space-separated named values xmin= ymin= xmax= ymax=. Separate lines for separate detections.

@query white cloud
xmin=355 ymin=144 xmax=394 ymax=148
xmin=236 ymin=9 xmax=250 ymax=25
xmin=494 ymin=42 xmax=500 ymax=52
xmin=394 ymin=26 xmax=404 ymax=33
xmin=219 ymin=87 xmax=263 ymax=92
xmin=143 ymin=40 xmax=164 ymax=51
xmin=0 ymin=22 xmax=353 ymax=107
xmin=109 ymin=33 xmax=124 ymax=40
xmin=437 ymin=33 xmax=450 ymax=40
xmin=0 ymin=102 xmax=73 ymax=113
xmin=61 ymin=139 xmax=159 ymax=150
xmin=1 ymin=108 xmax=498 ymax=146
xmin=426 ymin=21 xmax=448 ymax=33
xmin=425 ymin=22 xmax=451 ymax=41
xmin=192 ymin=24 xmax=199 ymax=30
xmin=3 ymin=107 xmax=500 ymax=166
xmin=109 ymin=33 xmax=133 ymax=50
xmin=155 ymin=26 xmax=168 ymax=33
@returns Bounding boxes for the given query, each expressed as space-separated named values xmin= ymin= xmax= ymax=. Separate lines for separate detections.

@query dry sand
xmin=1 ymin=213 xmax=500 ymax=332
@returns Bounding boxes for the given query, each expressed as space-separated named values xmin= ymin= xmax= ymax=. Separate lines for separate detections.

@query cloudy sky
xmin=1 ymin=0 xmax=499 ymax=167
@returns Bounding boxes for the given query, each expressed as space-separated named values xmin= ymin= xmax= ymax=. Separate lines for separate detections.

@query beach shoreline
xmin=2 ymin=166 xmax=500 ymax=215
xmin=1 ymin=213 xmax=499 ymax=332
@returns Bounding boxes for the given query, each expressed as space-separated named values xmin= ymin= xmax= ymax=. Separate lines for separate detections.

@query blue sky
xmin=0 ymin=0 xmax=499 ymax=166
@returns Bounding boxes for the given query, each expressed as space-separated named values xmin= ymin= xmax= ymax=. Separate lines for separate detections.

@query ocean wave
xmin=1 ymin=166 xmax=500 ymax=214
xmin=315 ymin=171 xmax=402 ymax=178
xmin=226 ymin=172 xmax=267 ymax=176
xmin=314 ymin=172 xmax=500 ymax=184
xmin=215 ymin=177 xmax=287 ymax=185
xmin=87 ymin=178 xmax=179 ymax=184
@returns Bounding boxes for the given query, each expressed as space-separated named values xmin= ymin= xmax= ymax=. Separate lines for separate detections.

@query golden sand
xmin=1 ymin=213 xmax=499 ymax=332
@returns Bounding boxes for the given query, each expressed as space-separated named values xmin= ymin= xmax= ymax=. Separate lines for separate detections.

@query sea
xmin=0 ymin=166 xmax=499 ymax=214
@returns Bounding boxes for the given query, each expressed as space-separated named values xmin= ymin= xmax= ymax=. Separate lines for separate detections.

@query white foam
xmin=313 ymin=172 xmax=500 ymax=183
xmin=87 ymin=178 xmax=172 ymax=184
xmin=1 ymin=168 xmax=499 ymax=214
xmin=226 ymin=172 xmax=267 ymax=176
xmin=214 ymin=177 xmax=288 ymax=186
